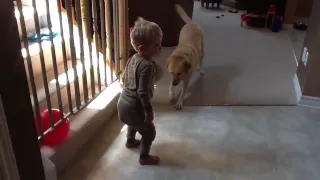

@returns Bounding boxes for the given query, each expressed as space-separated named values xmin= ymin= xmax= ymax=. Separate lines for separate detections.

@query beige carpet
xmin=152 ymin=2 xmax=300 ymax=106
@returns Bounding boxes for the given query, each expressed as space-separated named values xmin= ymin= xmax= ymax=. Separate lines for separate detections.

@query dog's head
xmin=167 ymin=55 xmax=191 ymax=86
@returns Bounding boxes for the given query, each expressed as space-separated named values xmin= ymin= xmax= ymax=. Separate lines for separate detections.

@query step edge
xmin=45 ymin=82 xmax=121 ymax=172
xmin=30 ymin=59 xmax=113 ymax=108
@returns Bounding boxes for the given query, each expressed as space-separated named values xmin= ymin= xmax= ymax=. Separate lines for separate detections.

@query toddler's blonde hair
xmin=130 ymin=17 xmax=162 ymax=51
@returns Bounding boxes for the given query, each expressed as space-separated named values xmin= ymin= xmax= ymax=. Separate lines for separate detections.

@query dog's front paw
xmin=169 ymin=97 xmax=177 ymax=105
xmin=200 ymin=69 xmax=205 ymax=76
xmin=173 ymin=101 xmax=183 ymax=110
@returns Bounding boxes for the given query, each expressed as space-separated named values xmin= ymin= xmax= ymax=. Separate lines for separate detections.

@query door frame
xmin=0 ymin=96 xmax=20 ymax=180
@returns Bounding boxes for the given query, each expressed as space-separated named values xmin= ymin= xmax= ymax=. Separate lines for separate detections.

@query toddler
xmin=117 ymin=17 xmax=162 ymax=165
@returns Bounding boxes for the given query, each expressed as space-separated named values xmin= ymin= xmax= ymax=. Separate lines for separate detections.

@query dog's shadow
xmin=184 ymin=63 xmax=243 ymax=105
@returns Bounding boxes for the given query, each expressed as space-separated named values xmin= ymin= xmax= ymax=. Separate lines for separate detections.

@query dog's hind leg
xmin=199 ymin=37 xmax=205 ymax=76
xmin=200 ymin=58 xmax=205 ymax=76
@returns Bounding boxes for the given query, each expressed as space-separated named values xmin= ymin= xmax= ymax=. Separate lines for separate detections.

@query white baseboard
xmin=293 ymin=74 xmax=302 ymax=104
xmin=299 ymin=96 xmax=320 ymax=108
xmin=41 ymin=153 xmax=58 ymax=180
xmin=293 ymin=74 xmax=320 ymax=108
xmin=282 ymin=23 xmax=293 ymax=29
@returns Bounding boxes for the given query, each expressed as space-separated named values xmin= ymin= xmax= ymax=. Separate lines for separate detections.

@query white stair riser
xmin=35 ymin=76 xmax=99 ymax=114
xmin=17 ymin=14 xmax=48 ymax=39
xmin=15 ymin=0 xmax=60 ymax=38
xmin=24 ymin=39 xmax=72 ymax=79
xmin=28 ymin=59 xmax=109 ymax=115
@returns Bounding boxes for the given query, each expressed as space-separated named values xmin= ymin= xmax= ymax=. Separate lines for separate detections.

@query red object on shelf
xmin=268 ymin=4 xmax=276 ymax=13
xmin=34 ymin=109 xmax=70 ymax=147
xmin=280 ymin=16 xmax=284 ymax=21
xmin=241 ymin=14 xmax=247 ymax=21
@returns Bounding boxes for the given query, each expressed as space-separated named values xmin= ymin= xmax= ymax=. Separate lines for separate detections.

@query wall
xmin=128 ymin=0 xmax=194 ymax=47
xmin=295 ymin=0 xmax=313 ymax=17
xmin=284 ymin=0 xmax=313 ymax=23
xmin=285 ymin=0 xmax=299 ymax=23
xmin=296 ymin=0 xmax=320 ymax=97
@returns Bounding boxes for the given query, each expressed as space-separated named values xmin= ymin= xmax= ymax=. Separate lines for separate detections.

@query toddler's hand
xmin=145 ymin=112 xmax=154 ymax=124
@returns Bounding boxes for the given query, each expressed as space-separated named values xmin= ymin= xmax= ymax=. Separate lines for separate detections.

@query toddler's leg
xmin=126 ymin=126 xmax=140 ymax=148
xmin=137 ymin=123 xmax=159 ymax=165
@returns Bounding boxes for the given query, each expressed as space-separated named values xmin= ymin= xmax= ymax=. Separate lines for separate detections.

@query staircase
xmin=15 ymin=0 xmax=119 ymax=175
xmin=16 ymin=0 xmax=115 ymax=112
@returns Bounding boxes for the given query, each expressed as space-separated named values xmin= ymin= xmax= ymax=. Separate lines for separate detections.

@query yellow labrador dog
xmin=167 ymin=4 xmax=205 ymax=110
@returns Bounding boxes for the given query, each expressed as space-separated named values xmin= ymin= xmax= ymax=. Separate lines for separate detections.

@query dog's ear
xmin=183 ymin=61 xmax=191 ymax=73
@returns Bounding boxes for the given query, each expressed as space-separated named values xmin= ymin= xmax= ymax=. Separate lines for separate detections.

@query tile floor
xmin=59 ymin=105 xmax=320 ymax=180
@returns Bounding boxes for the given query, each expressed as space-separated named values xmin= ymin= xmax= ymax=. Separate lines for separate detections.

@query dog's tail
xmin=175 ymin=4 xmax=192 ymax=23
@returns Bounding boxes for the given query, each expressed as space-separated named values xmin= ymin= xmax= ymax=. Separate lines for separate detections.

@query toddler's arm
xmin=137 ymin=63 xmax=153 ymax=115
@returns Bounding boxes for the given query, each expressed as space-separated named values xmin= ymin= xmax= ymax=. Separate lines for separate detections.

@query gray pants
xmin=127 ymin=123 xmax=156 ymax=156
xmin=117 ymin=97 xmax=156 ymax=156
